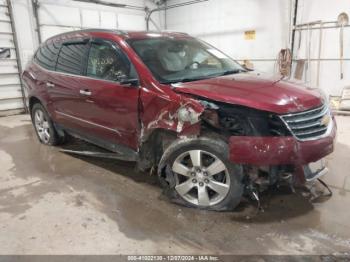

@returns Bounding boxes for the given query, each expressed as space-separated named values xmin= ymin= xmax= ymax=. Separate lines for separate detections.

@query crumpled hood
xmin=173 ymin=72 xmax=323 ymax=114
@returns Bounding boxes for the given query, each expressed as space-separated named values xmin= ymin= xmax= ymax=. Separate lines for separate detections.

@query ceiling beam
xmin=72 ymin=0 xmax=145 ymax=11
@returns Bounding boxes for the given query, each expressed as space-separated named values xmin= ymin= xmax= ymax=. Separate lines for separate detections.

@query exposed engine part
xmin=199 ymin=100 xmax=219 ymax=110
xmin=217 ymin=103 xmax=289 ymax=136
xmin=220 ymin=115 xmax=246 ymax=135
xmin=245 ymin=166 xmax=292 ymax=189
xmin=199 ymin=99 xmax=291 ymax=138
xmin=244 ymin=165 xmax=298 ymax=198
xmin=279 ymin=172 xmax=296 ymax=193
xmin=268 ymin=166 xmax=279 ymax=185
xmin=243 ymin=164 xmax=334 ymax=212
xmin=245 ymin=166 xmax=270 ymax=193
xmin=244 ymin=182 xmax=263 ymax=212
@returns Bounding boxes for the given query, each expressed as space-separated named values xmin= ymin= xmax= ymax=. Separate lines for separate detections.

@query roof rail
xmin=45 ymin=28 xmax=128 ymax=41
xmin=160 ymin=30 xmax=189 ymax=35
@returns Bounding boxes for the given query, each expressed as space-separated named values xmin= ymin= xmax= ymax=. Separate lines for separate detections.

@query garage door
xmin=0 ymin=0 xmax=24 ymax=115
xmin=36 ymin=2 xmax=147 ymax=41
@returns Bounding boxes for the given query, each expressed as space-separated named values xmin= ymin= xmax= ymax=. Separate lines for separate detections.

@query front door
xmin=74 ymin=39 xmax=140 ymax=150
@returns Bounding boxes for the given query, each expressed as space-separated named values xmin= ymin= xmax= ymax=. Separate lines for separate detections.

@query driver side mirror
xmin=119 ymin=78 xmax=139 ymax=87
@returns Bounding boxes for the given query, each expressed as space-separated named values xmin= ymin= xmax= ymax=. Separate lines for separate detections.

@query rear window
xmin=56 ymin=42 xmax=89 ymax=75
xmin=34 ymin=41 xmax=61 ymax=71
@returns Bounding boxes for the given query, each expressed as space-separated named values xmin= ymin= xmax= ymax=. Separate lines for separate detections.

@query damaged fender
xmin=139 ymin=86 xmax=205 ymax=142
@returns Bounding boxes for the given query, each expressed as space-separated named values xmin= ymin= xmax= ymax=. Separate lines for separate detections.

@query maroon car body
xmin=22 ymin=29 xmax=336 ymax=210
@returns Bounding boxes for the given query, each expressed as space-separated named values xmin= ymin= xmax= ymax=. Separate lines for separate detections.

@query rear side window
xmin=34 ymin=42 xmax=61 ymax=71
xmin=56 ymin=42 xmax=89 ymax=75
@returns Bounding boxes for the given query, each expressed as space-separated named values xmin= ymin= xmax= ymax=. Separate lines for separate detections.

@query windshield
xmin=127 ymin=37 xmax=246 ymax=84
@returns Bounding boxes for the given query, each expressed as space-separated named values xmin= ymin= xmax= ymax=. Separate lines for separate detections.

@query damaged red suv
xmin=22 ymin=29 xmax=336 ymax=210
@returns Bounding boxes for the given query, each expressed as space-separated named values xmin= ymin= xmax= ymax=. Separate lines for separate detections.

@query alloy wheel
xmin=172 ymin=150 xmax=230 ymax=207
xmin=34 ymin=109 xmax=51 ymax=144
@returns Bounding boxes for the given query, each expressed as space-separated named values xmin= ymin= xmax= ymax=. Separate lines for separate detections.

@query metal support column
xmin=31 ymin=0 xmax=41 ymax=44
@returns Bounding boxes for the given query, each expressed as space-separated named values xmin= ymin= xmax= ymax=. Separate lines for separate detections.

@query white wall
xmin=295 ymin=0 xmax=350 ymax=96
xmin=165 ymin=0 xmax=349 ymax=96
xmin=165 ymin=0 xmax=292 ymax=74
xmin=11 ymin=0 xmax=38 ymax=69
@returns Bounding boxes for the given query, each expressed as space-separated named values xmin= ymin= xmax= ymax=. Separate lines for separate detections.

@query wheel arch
xmin=138 ymin=128 xmax=178 ymax=171
xmin=29 ymin=96 xmax=43 ymax=113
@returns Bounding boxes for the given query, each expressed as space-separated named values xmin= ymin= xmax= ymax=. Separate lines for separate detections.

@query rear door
xmin=29 ymin=40 xmax=61 ymax=115
xmin=49 ymin=39 xmax=90 ymax=131
xmin=74 ymin=38 xmax=140 ymax=149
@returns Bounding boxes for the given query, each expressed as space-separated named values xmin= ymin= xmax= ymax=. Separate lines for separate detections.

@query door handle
xmin=46 ymin=82 xmax=55 ymax=88
xmin=28 ymin=72 xmax=37 ymax=80
xmin=79 ymin=89 xmax=92 ymax=96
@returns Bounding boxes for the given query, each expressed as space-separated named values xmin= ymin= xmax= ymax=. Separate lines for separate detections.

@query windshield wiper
xmin=178 ymin=77 xmax=209 ymax=83
xmin=172 ymin=71 xmax=245 ymax=83
xmin=164 ymin=76 xmax=210 ymax=84
xmin=217 ymin=69 xmax=246 ymax=76
xmin=163 ymin=69 xmax=247 ymax=84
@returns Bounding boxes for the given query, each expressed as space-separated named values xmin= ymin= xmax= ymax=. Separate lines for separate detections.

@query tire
xmin=31 ymin=103 xmax=63 ymax=146
xmin=158 ymin=137 xmax=243 ymax=211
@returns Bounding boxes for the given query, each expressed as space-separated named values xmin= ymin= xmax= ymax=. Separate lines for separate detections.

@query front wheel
xmin=158 ymin=137 xmax=243 ymax=211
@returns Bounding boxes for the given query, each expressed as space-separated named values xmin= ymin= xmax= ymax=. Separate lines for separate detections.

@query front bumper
xmin=303 ymin=159 xmax=328 ymax=181
xmin=229 ymin=119 xmax=336 ymax=166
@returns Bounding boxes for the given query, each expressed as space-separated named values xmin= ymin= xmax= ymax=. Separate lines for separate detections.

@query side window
xmin=56 ymin=42 xmax=89 ymax=75
xmin=87 ymin=41 xmax=136 ymax=82
xmin=34 ymin=41 xmax=60 ymax=71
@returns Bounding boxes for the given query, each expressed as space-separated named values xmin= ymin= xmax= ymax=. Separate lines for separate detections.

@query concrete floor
xmin=0 ymin=114 xmax=350 ymax=255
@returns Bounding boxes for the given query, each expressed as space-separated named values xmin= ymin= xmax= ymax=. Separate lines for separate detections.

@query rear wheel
xmin=31 ymin=103 xmax=63 ymax=146
xmin=158 ymin=137 xmax=243 ymax=211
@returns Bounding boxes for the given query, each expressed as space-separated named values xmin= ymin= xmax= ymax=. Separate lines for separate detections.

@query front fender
xmin=139 ymin=86 xmax=204 ymax=144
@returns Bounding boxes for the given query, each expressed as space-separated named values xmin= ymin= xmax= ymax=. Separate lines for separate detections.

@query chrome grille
xmin=280 ymin=104 xmax=331 ymax=141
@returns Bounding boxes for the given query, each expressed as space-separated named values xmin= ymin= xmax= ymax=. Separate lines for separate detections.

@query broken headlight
xmin=201 ymin=101 xmax=290 ymax=136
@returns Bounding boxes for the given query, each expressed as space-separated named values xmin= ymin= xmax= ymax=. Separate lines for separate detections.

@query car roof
xmin=45 ymin=29 xmax=191 ymax=43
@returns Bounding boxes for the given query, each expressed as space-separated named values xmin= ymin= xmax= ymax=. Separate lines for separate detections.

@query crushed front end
xmin=201 ymin=101 xmax=336 ymax=190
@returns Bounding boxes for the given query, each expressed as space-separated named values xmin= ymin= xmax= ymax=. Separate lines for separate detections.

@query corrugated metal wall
xmin=36 ymin=1 xmax=147 ymax=42
xmin=0 ymin=0 xmax=23 ymax=115
xmin=0 ymin=0 xmax=152 ymax=116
